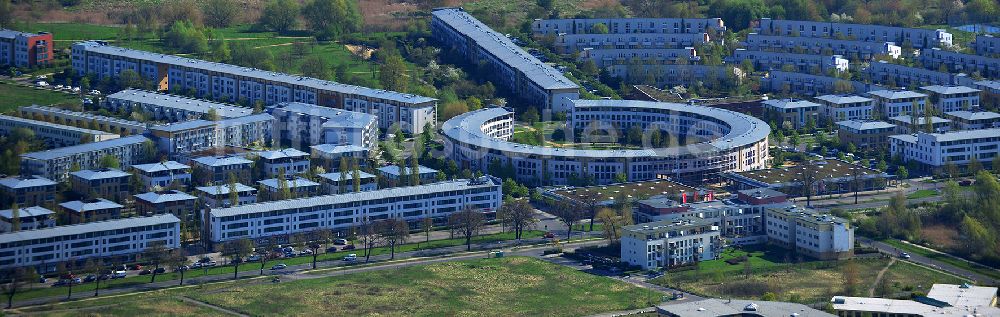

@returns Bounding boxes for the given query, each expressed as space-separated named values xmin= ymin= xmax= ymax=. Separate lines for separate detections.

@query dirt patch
xmin=921 ymin=224 xmax=960 ymax=250
xmin=345 ymin=44 xmax=376 ymax=60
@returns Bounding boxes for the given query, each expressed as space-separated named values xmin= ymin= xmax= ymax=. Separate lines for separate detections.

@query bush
xmin=542 ymin=248 xmax=562 ymax=255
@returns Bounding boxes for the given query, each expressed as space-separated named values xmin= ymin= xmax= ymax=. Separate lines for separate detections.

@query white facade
xmin=532 ymin=18 xmax=725 ymax=36
xmin=0 ymin=214 xmax=180 ymax=270
xmin=131 ymin=161 xmax=191 ymax=190
xmin=196 ymin=183 xmax=257 ymax=208
xmin=317 ymin=171 xmax=377 ymax=194
xmin=267 ymin=102 xmax=377 ymax=149
xmin=755 ymin=18 xmax=952 ymax=48
xmin=890 ymin=129 xmax=1000 ymax=167
xmin=0 ymin=206 xmax=55 ymax=233
xmin=814 ymin=95 xmax=874 ymax=121
xmin=20 ymin=135 xmax=152 ymax=181
xmin=921 ymin=48 xmax=1000 ymax=79
xmin=731 ymin=49 xmax=848 ymax=73
xmin=762 ymin=99 xmax=821 ymax=129
xmin=745 ymin=33 xmax=901 ymax=60
xmin=257 ymin=148 xmax=310 ymax=176
xmin=207 ymin=177 xmax=503 ymax=243
xmin=765 ymin=206 xmax=854 ymax=260
xmin=867 ymin=90 xmax=927 ymax=118
xmin=921 ymin=85 xmax=981 ymax=113
xmin=19 ymin=105 xmax=147 ymax=136
xmin=620 ymin=219 xmax=721 ymax=270
xmin=0 ymin=114 xmax=118 ymax=148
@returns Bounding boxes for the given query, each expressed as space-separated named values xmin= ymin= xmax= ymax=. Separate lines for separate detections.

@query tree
xmin=99 ymin=155 xmax=120 ymax=169
xmin=969 ymin=157 xmax=983 ymax=174
xmin=842 ymin=259 xmax=859 ymax=296
xmin=797 ymin=160 xmax=820 ymax=206
xmin=0 ymin=0 xmax=11 ymax=29
xmin=960 ymin=215 xmax=995 ymax=255
xmin=379 ymin=54 xmax=408 ymax=92
xmin=849 ymin=167 xmax=864 ymax=204
xmin=222 ymin=238 xmax=254 ymax=279
xmin=300 ymin=56 xmax=330 ymax=80
xmin=308 ymin=229 xmax=332 ymax=269
xmin=260 ymin=0 xmax=300 ymax=33
xmin=2 ymin=267 xmax=36 ymax=308
xmin=595 ymin=208 xmax=627 ymax=244
xmin=164 ymin=20 xmax=208 ymax=54
xmin=202 ymin=0 xmax=239 ymax=28
xmin=499 ymin=200 xmax=536 ymax=240
xmin=352 ymin=159 xmax=361 ymax=192
xmin=83 ymin=258 xmax=103 ymax=297
xmin=166 ymin=249 xmax=190 ymax=285
xmin=551 ymin=200 xmax=582 ymax=239
xmin=302 ymin=0 xmax=362 ymax=39
xmin=409 ymin=155 xmax=421 ymax=186
xmin=338 ymin=157 xmax=350 ymax=193
xmin=357 ymin=215 xmax=383 ymax=263
xmin=897 ymin=165 xmax=909 ymax=180
xmin=142 ymin=243 xmax=169 ymax=283
xmin=378 ymin=218 xmax=408 ymax=259
xmin=421 ymin=217 xmax=433 ymax=243
xmin=708 ymin=0 xmax=769 ymax=31
xmin=449 ymin=207 xmax=485 ymax=251
xmin=967 ymin=0 xmax=1000 ymax=23
xmin=396 ymin=159 xmax=409 ymax=187
xmin=8 ymin=203 xmax=18 ymax=232
xmin=523 ymin=107 xmax=540 ymax=125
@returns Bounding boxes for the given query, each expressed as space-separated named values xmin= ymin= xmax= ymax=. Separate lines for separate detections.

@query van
xmin=343 ymin=254 xmax=357 ymax=262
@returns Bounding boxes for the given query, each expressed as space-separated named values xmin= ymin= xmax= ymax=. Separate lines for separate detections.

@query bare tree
xmin=222 ymin=238 xmax=254 ymax=279
xmin=551 ymin=200 xmax=583 ymax=239
xmin=378 ymin=218 xmax=409 ymax=259
xmin=449 ymin=208 xmax=485 ymax=251
xmin=421 ymin=217 xmax=433 ymax=244
xmin=2 ymin=267 xmax=37 ymax=308
xmin=798 ymin=160 xmax=820 ymax=207
xmin=499 ymin=200 xmax=536 ymax=240
xmin=166 ymin=249 xmax=190 ymax=285
xmin=595 ymin=208 xmax=625 ymax=244
xmin=141 ymin=243 xmax=169 ymax=283
xmin=83 ymin=258 xmax=103 ymax=297
xmin=357 ymin=215 xmax=383 ymax=263
xmin=849 ymin=167 xmax=864 ymax=204
xmin=308 ymin=229 xmax=332 ymax=269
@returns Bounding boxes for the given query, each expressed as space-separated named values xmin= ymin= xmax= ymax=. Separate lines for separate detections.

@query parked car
xmin=153 ymin=267 xmax=166 ymax=274
xmin=543 ymin=232 xmax=555 ymax=238
xmin=35 ymin=81 xmax=48 ymax=87
xmin=343 ymin=254 xmax=357 ymax=262
xmin=71 ymin=277 xmax=83 ymax=284
xmin=98 ymin=274 xmax=111 ymax=280
xmin=334 ymin=239 xmax=348 ymax=245
xmin=138 ymin=269 xmax=152 ymax=275
xmin=51 ymin=280 xmax=66 ymax=287
xmin=174 ymin=265 xmax=189 ymax=272
xmin=247 ymin=255 xmax=261 ymax=262
xmin=54 ymin=84 xmax=64 ymax=90
xmin=270 ymin=264 xmax=287 ymax=270
xmin=112 ymin=271 xmax=127 ymax=279
xmin=83 ymin=275 xmax=97 ymax=283
xmin=326 ymin=246 xmax=338 ymax=253
xmin=343 ymin=244 xmax=356 ymax=250
xmin=299 ymin=249 xmax=313 ymax=256
xmin=190 ymin=263 xmax=202 ymax=269
xmin=38 ymin=277 xmax=47 ymax=283
xmin=131 ymin=264 xmax=143 ymax=270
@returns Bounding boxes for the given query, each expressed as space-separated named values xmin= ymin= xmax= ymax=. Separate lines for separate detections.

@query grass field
xmin=906 ymin=189 xmax=939 ymax=199
xmin=882 ymin=239 xmax=1000 ymax=281
xmin=18 ymin=257 xmax=660 ymax=317
xmin=0 ymin=81 xmax=81 ymax=113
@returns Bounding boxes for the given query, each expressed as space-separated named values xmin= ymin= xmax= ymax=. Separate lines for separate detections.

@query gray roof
xmin=196 ymin=183 xmax=256 ymax=195
xmin=317 ymin=171 xmax=376 ymax=182
xmin=888 ymin=115 xmax=951 ymax=125
xmin=0 ymin=176 xmax=56 ymax=189
xmin=0 ymin=29 xmax=45 ymax=39
xmin=218 ymin=113 xmax=274 ymax=125
xmin=107 ymin=89 xmax=253 ymax=118
xmin=659 ymin=299 xmax=835 ymax=317
xmin=131 ymin=161 xmax=190 ymax=173
xmin=149 ymin=120 xmax=215 ymax=133
xmin=432 ymin=8 xmax=578 ymax=91
xmin=920 ymin=85 xmax=981 ymax=95
xmin=70 ymin=168 xmax=131 ymax=180
xmin=21 ymin=105 xmax=146 ymax=129
xmin=80 ymin=42 xmax=436 ymax=105
xmin=836 ymin=120 xmax=896 ymax=131
xmin=257 ymin=177 xmax=320 ymax=189
xmin=762 ymin=99 xmax=820 ymax=109
xmin=310 ymin=144 xmax=368 ymax=155
xmin=268 ymin=102 xmax=375 ymax=129
xmin=0 ymin=206 xmax=54 ymax=220
xmin=258 ymin=148 xmax=309 ymax=160
xmin=737 ymin=187 xmax=787 ymax=200
xmin=920 ymin=127 xmax=1000 ymax=142
xmin=943 ymin=110 xmax=1000 ymax=121
xmin=926 ymin=283 xmax=999 ymax=307
xmin=622 ymin=218 xmax=713 ymax=233
xmin=377 ymin=165 xmax=439 ymax=176
xmin=21 ymin=135 xmax=150 ymax=161
xmin=442 ymin=101 xmax=770 ymax=158
xmin=59 ymin=198 xmax=124 ymax=213
xmin=191 ymin=155 xmax=252 ymax=167
xmin=0 ymin=214 xmax=179 ymax=245
xmin=134 ymin=190 xmax=197 ymax=204
xmin=814 ymin=94 xmax=872 ymax=104
xmin=867 ymin=89 xmax=928 ymax=100
xmin=831 ymin=295 xmax=1000 ymax=316
xmin=974 ymin=80 xmax=1000 ymax=90
xmin=211 ymin=178 xmax=499 ymax=218
xmin=888 ymin=134 xmax=917 ymax=143
xmin=0 ymin=114 xmax=114 ymax=136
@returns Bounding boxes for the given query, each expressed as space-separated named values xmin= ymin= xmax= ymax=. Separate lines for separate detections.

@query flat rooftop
xmin=732 ymin=160 xmax=882 ymax=185
xmin=106 ymin=89 xmax=253 ymax=118
xmin=550 ymin=179 xmax=698 ymax=204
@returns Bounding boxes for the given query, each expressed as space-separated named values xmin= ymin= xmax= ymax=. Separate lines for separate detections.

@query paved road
xmin=857 ymin=237 xmax=998 ymax=285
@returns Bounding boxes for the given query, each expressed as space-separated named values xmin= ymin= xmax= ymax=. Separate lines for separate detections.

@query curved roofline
xmin=442 ymin=100 xmax=769 ymax=159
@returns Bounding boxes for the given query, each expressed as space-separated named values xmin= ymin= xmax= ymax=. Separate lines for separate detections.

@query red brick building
xmin=0 ymin=29 xmax=53 ymax=68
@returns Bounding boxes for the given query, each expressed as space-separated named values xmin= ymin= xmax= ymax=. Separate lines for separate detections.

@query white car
xmin=343 ymin=254 xmax=357 ymax=262
xmin=71 ymin=87 xmax=80 ymax=93
xmin=54 ymin=84 xmax=64 ymax=90
xmin=35 ymin=81 xmax=48 ymax=87
xmin=90 ymin=90 xmax=101 ymax=95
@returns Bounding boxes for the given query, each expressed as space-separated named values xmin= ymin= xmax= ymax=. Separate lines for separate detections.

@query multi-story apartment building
xmin=131 ymin=161 xmax=191 ymax=190
xmin=634 ymin=187 xmax=791 ymax=245
xmin=744 ymin=33 xmax=901 ymax=60
xmin=921 ymin=48 xmax=1000 ymax=79
xmin=257 ymin=176 xmax=321 ymax=201
xmin=267 ymin=102 xmax=377 ymax=149
xmin=765 ymin=205 xmax=854 ymax=260
xmin=20 ymin=135 xmax=152 ymax=181
xmin=431 ymin=8 xmax=579 ymax=113
xmin=0 ymin=176 xmax=56 ymax=207
xmin=310 ymin=144 xmax=368 ymax=171
xmin=866 ymin=60 xmax=971 ymax=88
xmin=134 ymin=190 xmax=198 ymax=221
xmin=578 ymin=48 xmax=698 ymax=68
xmin=69 ymin=168 xmax=132 ymax=202
xmin=724 ymin=159 xmax=888 ymax=196
xmin=0 ymin=29 xmax=52 ymax=67
xmin=377 ymin=165 xmax=440 ymax=187
xmin=190 ymin=155 xmax=253 ymax=185
xmin=815 ymin=95 xmax=874 ymax=121
xmin=836 ymin=120 xmax=897 ymax=151
xmin=104 ymin=89 xmax=253 ymax=122
xmin=60 ymin=198 xmax=124 ymax=224
xmin=731 ymin=49 xmax=848 ymax=73
xmin=19 ymin=105 xmax=147 ymax=136
xmin=890 ymin=128 xmax=1000 ymax=168
xmin=149 ymin=120 xmax=217 ymax=155
xmin=257 ymin=148 xmax=310 ymax=176
xmin=195 ymin=183 xmax=257 ymax=208
xmin=943 ymin=110 xmax=1000 ymax=130
xmin=317 ymin=171 xmax=377 ymax=194
xmin=553 ymin=33 xmax=710 ymax=53
xmin=605 ymin=64 xmax=740 ymax=88
xmin=975 ymin=34 xmax=1000 ymax=57
xmin=867 ymin=89 xmax=927 ymax=118
xmin=762 ymin=99 xmax=821 ymax=129
xmin=206 ymin=177 xmax=503 ymax=244
xmin=0 ymin=214 xmax=180 ymax=271
xmin=754 ymin=18 xmax=952 ymax=49
xmin=974 ymin=80 xmax=1000 ymax=108
xmin=0 ymin=114 xmax=118 ymax=148
xmin=920 ymin=85 xmax=981 ymax=113
xmin=764 ymin=71 xmax=883 ymax=96
xmin=889 ymin=115 xmax=951 ymax=134
xmin=0 ymin=206 xmax=54 ymax=232
xmin=532 ymin=17 xmax=726 ymax=36
xmin=620 ymin=219 xmax=722 ymax=270
xmin=72 ymin=42 xmax=437 ymax=134
xmin=216 ymin=113 xmax=273 ymax=148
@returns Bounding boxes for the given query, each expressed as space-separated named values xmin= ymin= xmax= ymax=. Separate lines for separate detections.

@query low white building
xmin=257 ymin=148 xmax=310 ymax=177
xmin=131 ymin=161 xmax=191 ymax=190
xmin=867 ymin=89 xmax=927 ymax=119
xmin=762 ymin=99 xmax=821 ymax=129
xmin=814 ymin=95 xmax=874 ymax=121
xmin=832 ymin=283 xmax=999 ymax=317
xmin=317 ymin=171 xmax=377 ymax=194
xmin=0 ymin=214 xmax=180 ymax=270
xmin=0 ymin=206 xmax=54 ymax=232
xmin=765 ymin=206 xmax=854 ymax=260
xmin=257 ymin=176 xmax=321 ymax=201
xmin=890 ymin=129 xmax=1000 ymax=168
xmin=620 ymin=219 xmax=721 ymax=270
xmin=377 ymin=165 xmax=440 ymax=186
xmin=20 ymin=135 xmax=152 ymax=181
xmin=195 ymin=183 xmax=257 ymax=208
xmin=310 ymin=144 xmax=369 ymax=171
xmin=921 ymin=85 xmax=981 ymax=113
xmin=943 ymin=110 xmax=1000 ymax=130
xmin=207 ymin=177 xmax=503 ymax=244
xmin=731 ymin=49 xmax=848 ymax=73
xmin=635 ymin=188 xmax=790 ymax=245
xmin=888 ymin=115 xmax=952 ymax=134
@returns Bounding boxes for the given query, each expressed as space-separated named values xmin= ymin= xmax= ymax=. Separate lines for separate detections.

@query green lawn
xmin=193 ymin=257 xmax=660 ymax=316
xmin=11 ymin=230 xmax=544 ymax=302
xmin=906 ymin=189 xmax=939 ymax=199
xmin=9 ymin=22 xmax=120 ymax=50
xmin=0 ymin=81 xmax=81 ymax=113
xmin=882 ymin=239 xmax=1000 ymax=281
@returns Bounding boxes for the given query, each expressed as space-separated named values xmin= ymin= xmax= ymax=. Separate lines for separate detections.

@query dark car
xmin=83 ymin=275 xmax=97 ymax=283
xmin=543 ymin=232 xmax=555 ymax=238
xmin=153 ymin=267 xmax=166 ymax=274
xmin=131 ymin=264 xmax=143 ymax=270
xmin=138 ymin=269 xmax=152 ymax=275
xmin=326 ymin=246 xmax=338 ymax=253
xmin=98 ymin=274 xmax=111 ymax=280
xmin=343 ymin=244 xmax=356 ymax=250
